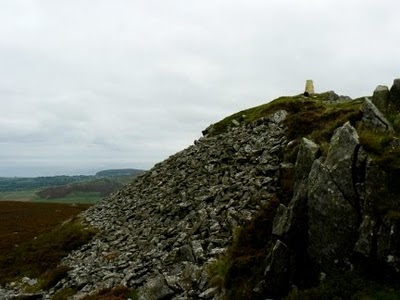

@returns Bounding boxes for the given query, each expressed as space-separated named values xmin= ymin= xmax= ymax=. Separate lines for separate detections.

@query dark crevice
xmin=322 ymin=163 xmax=359 ymax=216
xmin=351 ymin=144 xmax=364 ymax=223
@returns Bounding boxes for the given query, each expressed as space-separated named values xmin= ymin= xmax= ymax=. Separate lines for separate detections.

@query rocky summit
xmin=3 ymin=81 xmax=400 ymax=299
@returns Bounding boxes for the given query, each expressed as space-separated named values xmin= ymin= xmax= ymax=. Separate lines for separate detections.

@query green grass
xmin=0 ymin=189 xmax=41 ymax=202
xmin=51 ymin=287 xmax=78 ymax=300
xmin=0 ymin=217 xmax=96 ymax=286
xmin=33 ymin=191 xmax=103 ymax=204
xmin=0 ymin=175 xmax=138 ymax=204
xmin=0 ymin=190 xmax=103 ymax=204
xmin=209 ymin=93 xmax=363 ymax=140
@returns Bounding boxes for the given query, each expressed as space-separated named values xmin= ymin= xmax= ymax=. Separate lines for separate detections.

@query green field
xmin=0 ymin=169 xmax=146 ymax=204
xmin=0 ymin=190 xmax=102 ymax=204
xmin=0 ymin=189 xmax=40 ymax=202
xmin=33 ymin=192 xmax=103 ymax=204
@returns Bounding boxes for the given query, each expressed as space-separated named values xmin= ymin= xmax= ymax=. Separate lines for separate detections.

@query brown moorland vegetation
xmin=0 ymin=201 xmax=94 ymax=286
xmin=0 ymin=201 xmax=90 ymax=252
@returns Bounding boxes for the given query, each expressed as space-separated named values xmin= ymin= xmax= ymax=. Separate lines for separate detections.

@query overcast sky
xmin=1 ymin=0 xmax=399 ymax=176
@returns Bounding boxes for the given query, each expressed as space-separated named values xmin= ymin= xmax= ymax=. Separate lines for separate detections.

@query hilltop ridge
xmin=2 ymin=80 xmax=400 ymax=299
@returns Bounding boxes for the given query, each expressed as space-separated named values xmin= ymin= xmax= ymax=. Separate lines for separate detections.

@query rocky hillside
xmin=3 ymin=80 xmax=400 ymax=299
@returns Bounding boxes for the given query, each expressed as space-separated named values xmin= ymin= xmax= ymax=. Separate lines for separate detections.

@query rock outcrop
xmin=362 ymin=98 xmax=394 ymax=133
xmin=389 ymin=78 xmax=400 ymax=112
xmin=372 ymin=85 xmax=390 ymax=112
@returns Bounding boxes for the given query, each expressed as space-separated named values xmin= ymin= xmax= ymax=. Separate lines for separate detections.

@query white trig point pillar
xmin=305 ymin=80 xmax=315 ymax=95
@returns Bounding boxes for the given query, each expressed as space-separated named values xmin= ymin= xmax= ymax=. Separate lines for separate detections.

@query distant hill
xmin=95 ymin=169 xmax=146 ymax=177
xmin=0 ymin=168 xmax=147 ymax=203
xmin=37 ymin=178 xmax=123 ymax=200
xmin=0 ymin=176 xmax=91 ymax=192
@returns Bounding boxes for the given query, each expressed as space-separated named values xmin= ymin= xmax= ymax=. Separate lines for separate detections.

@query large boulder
xmin=356 ymin=159 xmax=400 ymax=269
xmin=273 ymin=138 xmax=320 ymax=238
xmin=307 ymin=122 xmax=361 ymax=271
xmin=262 ymin=240 xmax=291 ymax=297
xmin=324 ymin=122 xmax=361 ymax=208
xmin=362 ymin=98 xmax=394 ymax=133
xmin=389 ymin=78 xmax=400 ymax=112
xmin=377 ymin=215 xmax=400 ymax=271
xmin=294 ymin=138 xmax=320 ymax=190
xmin=139 ymin=275 xmax=174 ymax=300
xmin=372 ymin=85 xmax=389 ymax=112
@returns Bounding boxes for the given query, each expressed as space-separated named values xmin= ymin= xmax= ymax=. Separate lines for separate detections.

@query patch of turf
xmin=51 ymin=287 xmax=78 ymax=300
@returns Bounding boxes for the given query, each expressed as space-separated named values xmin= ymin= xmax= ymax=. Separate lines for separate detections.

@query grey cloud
xmin=1 ymin=0 xmax=400 ymax=176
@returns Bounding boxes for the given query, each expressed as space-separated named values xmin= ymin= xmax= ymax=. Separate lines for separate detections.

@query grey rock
xmin=307 ymin=123 xmax=363 ymax=271
xmin=294 ymin=138 xmax=320 ymax=189
xmin=389 ymin=78 xmax=400 ymax=112
xmin=177 ymin=245 xmax=196 ymax=263
xmin=139 ymin=275 xmax=174 ymax=300
xmin=272 ymin=204 xmax=290 ymax=237
xmin=338 ymin=95 xmax=352 ymax=102
xmin=231 ymin=119 xmax=240 ymax=126
xmin=273 ymin=138 xmax=320 ymax=239
xmin=325 ymin=122 xmax=360 ymax=208
xmin=21 ymin=277 xmax=37 ymax=287
xmin=263 ymin=240 xmax=290 ymax=296
xmin=377 ymin=216 xmax=400 ymax=270
xmin=354 ymin=215 xmax=376 ymax=257
xmin=191 ymin=240 xmax=205 ymax=262
xmin=308 ymin=158 xmax=359 ymax=271
xmin=269 ymin=110 xmax=288 ymax=124
xmin=372 ymin=85 xmax=389 ymax=112
xmin=324 ymin=90 xmax=340 ymax=102
xmin=198 ymin=287 xmax=218 ymax=299
xmin=362 ymin=98 xmax=394 ymax=133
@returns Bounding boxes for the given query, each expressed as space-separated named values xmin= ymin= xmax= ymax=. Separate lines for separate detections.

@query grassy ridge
xmin=0 ymin=176 xmax=91 ymax=192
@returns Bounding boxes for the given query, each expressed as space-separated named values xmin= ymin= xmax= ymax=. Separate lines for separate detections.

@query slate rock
xmin=308 ymin=157 xmax=359 ymax=271
xmin=389 ymin=78 xmax=400 ymax=112
xmin=325 ymin=122 xmax=360 ymax=208
xmin=139 ymin=275 xmax=174 ymax=300
xmin=198 ymin=287 xmax=218 ymax=299
xmin=372 ymin=85 xmax=389 ymax=112
xmin=294 ymin=138 xmax=320 ymax=189
xmin=354 ymin=215 xmax=376 ymax=258
xmin=362 ymin=98 xmax=394 ymax=133
xmin=377 ymin=216 xmax=400 ymax=270
xmin=307 ymin=122 xmax=363 ymax=273
xmin=263 ymin=240 xmax=291 ymax=297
